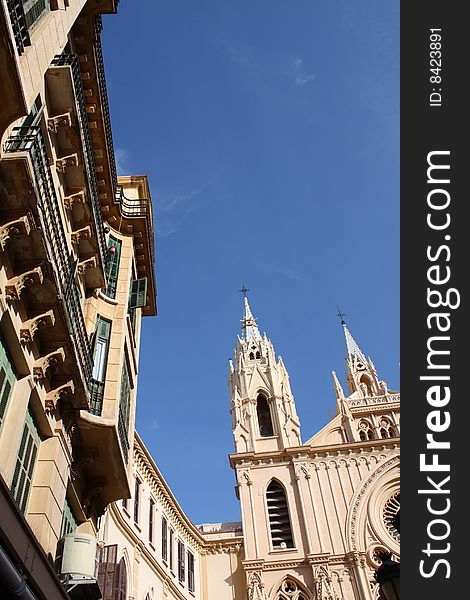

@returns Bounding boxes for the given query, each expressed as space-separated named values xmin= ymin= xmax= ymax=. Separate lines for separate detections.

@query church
xmin=99 ymin=295 xmax=400 ymax=600
xmin=0 ymin=3 xmax=399 ymax=598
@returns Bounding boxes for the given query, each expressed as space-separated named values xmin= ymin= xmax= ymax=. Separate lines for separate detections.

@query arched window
xmin=255 ymin=351 xmax=261 ymax=359
xmin=249 ymin=352 xmax=255 ymax=360
xmin=114 ymin=558 xmax=127 ymax=600
xmin=358 ymin=420 xmax=374 ymax=441
xmin=379 ymin=418 xmax=393 ymax=439
xmin=256 ymin=394 xmax=273 ymax=437
xmin=266 ymin=480 xmax=294 ymax=549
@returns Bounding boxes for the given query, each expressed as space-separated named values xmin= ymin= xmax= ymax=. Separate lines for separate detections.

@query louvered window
xmin=0 ymin=336 xmax=15 ymax=430
xmin=149 ymin=498 xmax=155 ymax=544
xmin=178 ymin=540 xmax=185 ymax=583
xmin=128 ymin=276 xmax=147 ymax=336
xmin=188 ymin=551 xmax=195 ymax=592
xmin=169 ymin=528 xmax=174 ymax=571
xmin=162 ymin=517 xmax=168 ymax=561
xmin=103 ymin=236 xmax=121 ymax=298
xmin=11 ymin=406 xmax=41 ymax=514
xmin=60 ymin=495 xmax=77 ymax=538
xmin=133 ymin=477 xmax=141 ymax=524
xmin=266 ymin=480 xmax=294 ymax=549
xmin=97 ymin=544 xmax=117 ymax=600
xmin=118 ymin=357 xmax=131 ymax=463
xmin=114 ymin=558 xmax=127 ymax=600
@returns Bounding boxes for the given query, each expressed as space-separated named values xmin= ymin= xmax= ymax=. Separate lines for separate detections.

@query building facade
xmin=0 ymin=3 xmax=399 ymax=600
xmin=100 ymin=297 xmax=400 ymax=600
xmin=0 ymin=2 xmax=156 ymax=598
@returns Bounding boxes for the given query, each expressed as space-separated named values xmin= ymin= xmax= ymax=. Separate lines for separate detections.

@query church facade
xmin=100 ymin=296 xmax=400 ymax=600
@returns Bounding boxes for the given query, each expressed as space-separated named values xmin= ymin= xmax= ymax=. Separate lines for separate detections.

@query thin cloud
xmin=156 ymin=178 xmax=216 ymax=237
xmin=293 ymin=58 xmax=316 ymax=86
xmin=115 ymin=147 xmax=130 ymax=175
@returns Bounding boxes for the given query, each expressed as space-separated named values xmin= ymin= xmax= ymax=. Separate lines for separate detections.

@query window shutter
xmin=129 ymin=277 xmax=147 ymax=309
xmin=266 ymin=480 xmax=294 ymax=549
xmin=97 ymin=544 xmax=118 ymax=600
xmin=103 ymin=237 xmax=121 ymax=298
xmin=0 ymin=337 xmax=15 ymax=429
xmin=11 ymin=407 xmax=41 ymax=514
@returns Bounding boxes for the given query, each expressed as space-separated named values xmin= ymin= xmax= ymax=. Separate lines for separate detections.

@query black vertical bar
xmin=401 ymin=3 xmax=466 ymax=598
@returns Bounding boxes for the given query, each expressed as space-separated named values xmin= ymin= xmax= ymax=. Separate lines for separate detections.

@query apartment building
xmin=0 ymin=2 xmax=156 ymax=598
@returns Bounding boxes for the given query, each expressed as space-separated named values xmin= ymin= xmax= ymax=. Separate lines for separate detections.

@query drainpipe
xmin=0 ymin=544 xmax=38 ymax=600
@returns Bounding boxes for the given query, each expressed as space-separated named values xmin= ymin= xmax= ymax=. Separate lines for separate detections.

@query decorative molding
xmin=314 ymin=565 xmax=340 ymax=600
xmin=33 ymin=347 xmax=65 ymax=380
xmin=349 ymin=455 xmax=400 ymax=551
xmin=77 ymin=256 xmax=97 ymax=275
xmin=0 ymin=216 xmax=31 ymax=250
xmin=45 ymin=379 xmax=75 ymax=411
xmin=56 ymin=153 xmax=79 ymax=173
xmin=5 ymin=266 xmax=44 ymax=300
xmin=47 ymin=110 xmax=74 ymax=133
xmin=247 ymin=570 xmax=267 ymax=600
xmin=20 ymin=309 xmax=55 ymax=343
xmin=63 ymin=189 xmax=86 ymax=208
xmin=71 ymin=225 xmax=92 ymax=245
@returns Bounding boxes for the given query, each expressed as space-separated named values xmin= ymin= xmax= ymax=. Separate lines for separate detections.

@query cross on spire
xmin=336 ymin=306 xmax=347 ymax=324
xmin=239 ymin=284 xmax=250 ymax=298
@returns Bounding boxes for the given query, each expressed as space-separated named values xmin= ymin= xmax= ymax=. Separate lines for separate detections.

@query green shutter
xmin=60 ymin=496 xmax=78 ymax=538
xmin=129 ymin=277 xmax=147 ymax=309
xmin=0 ymin=337 xmax=16 ymax=430
xmin=11 ymin=407 xmax=41 ymax=514
xmin=103 ymin=236 xmax=121 ymax=298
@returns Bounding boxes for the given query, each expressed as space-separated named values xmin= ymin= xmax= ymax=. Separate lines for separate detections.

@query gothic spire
xmin=241 ymin=295 xmax=262 ymax=341
xmin=341 ymin=320 xmax=367 ymax=364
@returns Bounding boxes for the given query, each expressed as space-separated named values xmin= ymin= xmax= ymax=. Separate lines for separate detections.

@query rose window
xmin=383 ymin=491 xmax=400 ymax=541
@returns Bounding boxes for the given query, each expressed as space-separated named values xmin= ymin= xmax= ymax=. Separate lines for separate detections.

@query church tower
xmin=228 ymin=298 xmax=400 ymax=600
xmin=228 ymin=294 xmax=302 ymax=454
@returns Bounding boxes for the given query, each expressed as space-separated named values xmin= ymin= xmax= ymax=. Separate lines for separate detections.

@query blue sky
xmin=102 ymin=0 xmax=399 ymax=524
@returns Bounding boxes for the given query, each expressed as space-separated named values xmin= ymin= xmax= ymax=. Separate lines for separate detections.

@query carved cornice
xmin=71 ymin=225 xmax=92 ymax=245
xmin=20 ymin=309 xmax=55 ymax=343
xmin=33 ymin=347 xmax=65 ymax=380
xmin=0 ymin=216 xmax=31 ymax=250
xmin=77 ymin=256 xmax=97 ymax=275
xmin=56 ymin=153 xmax=79 ymax=173
xmin=5 ymin=266 xmax=43 ymax=300
xmin=63 ymin=189 xmax=86 ymax=209
xmin=47 ymin=110 xmax=74 ymax=133
xmin=45 ymin=379 xmax=75 ymax=411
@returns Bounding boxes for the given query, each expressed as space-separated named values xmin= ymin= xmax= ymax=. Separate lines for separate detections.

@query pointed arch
xmin=358 ymin=419 xmax=375 ymax=441
xmin=265 ymin=479 xmax=294 ymax=549
xmin=378 ymin=417 xmax=394 ymax=439
xmin=269 ymin=575 xmax=311 ymax=600
xmin=114 ymin=556 xmax=128 ymax=600
xmin=256 ymin=393 xmax=273 ymax=437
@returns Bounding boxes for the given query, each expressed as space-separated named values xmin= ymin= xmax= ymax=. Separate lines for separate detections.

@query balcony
xmin=6 ymin=0 xmax=51 ymax=56
xmin=4 ymin=124 xmax=94 ymax=388
xmin=47 ymin=53 xmax=108 ymax=274
xmin=110 ymin=179 xmax=156 ymax=316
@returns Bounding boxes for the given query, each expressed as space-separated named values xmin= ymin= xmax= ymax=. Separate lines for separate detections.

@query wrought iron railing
xmin=89 ymin=379 xmax=105 ymax=416
xmin=50 ymin=53 xmax=108 ymax=272
xmin=115 ymin=185 xmax=155 ymax=267
xmin=4 ymin=125 xmax=94 ymax=387
xmin=6 ymin=0 xmax=30 ymax=54
xmin=6 ymin=0 xmax=50 ymax=55
xmin=94 ymin=15 xmax=118 ymax=193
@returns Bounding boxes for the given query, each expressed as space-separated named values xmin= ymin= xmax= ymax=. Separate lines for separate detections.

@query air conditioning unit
xmin=56 ymin=533 xmax=98 ymax=580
